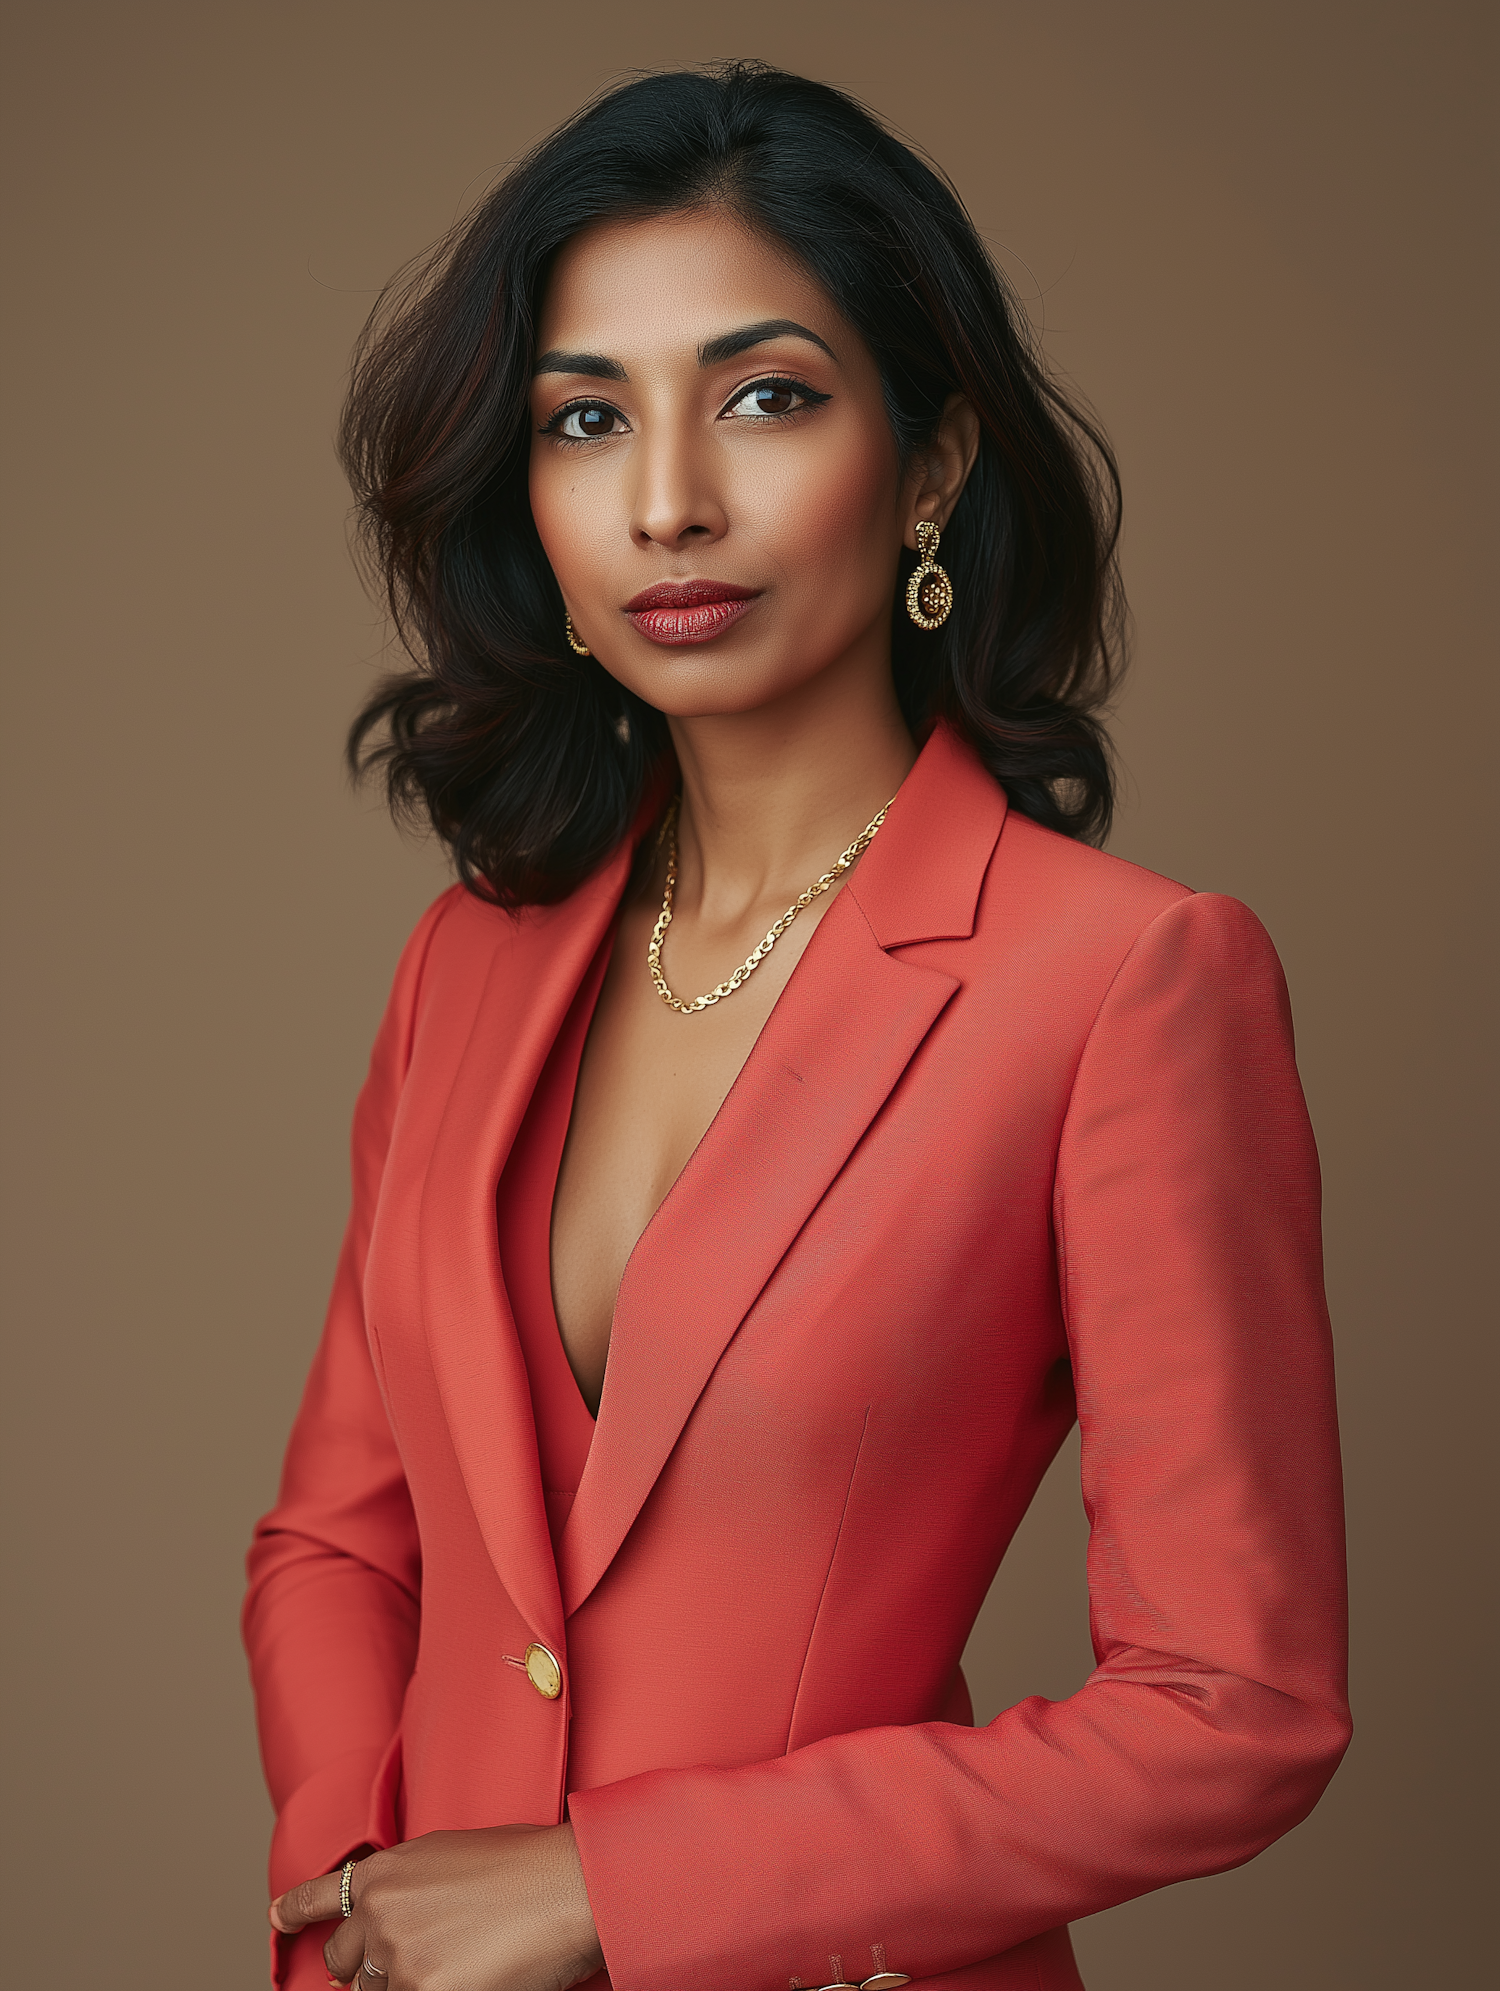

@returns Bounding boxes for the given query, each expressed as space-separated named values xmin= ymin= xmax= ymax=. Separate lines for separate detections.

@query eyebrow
xmin=533 ymin=349 xmax=628 ymax=380
xmin=532 ymin=319 xmax=837 ymax=382
xmin=697 ymin=318 xmax=838 ymax=366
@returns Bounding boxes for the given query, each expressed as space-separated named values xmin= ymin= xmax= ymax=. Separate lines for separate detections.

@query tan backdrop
xmin=3 ymin=3 xmax=1492 ymax=1984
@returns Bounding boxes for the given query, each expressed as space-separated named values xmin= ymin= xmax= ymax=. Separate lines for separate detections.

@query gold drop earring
xmin=905 ymin=519 xmax=954 ymax=629
xmin=564 ymin=613 xmax=591 ymax=657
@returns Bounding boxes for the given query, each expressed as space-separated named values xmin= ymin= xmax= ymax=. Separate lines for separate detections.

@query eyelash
xmin=540 ymin=374 xmax=832 ymax=442
xmin=724 ymin=374 xmax=832 ymax=421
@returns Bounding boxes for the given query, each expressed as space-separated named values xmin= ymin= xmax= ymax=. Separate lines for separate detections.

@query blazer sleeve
xmin=242 ymin=887 xmax=458 ymax=1987
xmin=568 ymin=889 xmax=1352 ymax=1990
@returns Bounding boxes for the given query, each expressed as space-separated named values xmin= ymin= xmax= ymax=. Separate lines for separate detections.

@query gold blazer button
xmin=860 ymin=1976 xmax=911 ymax=1989
xmin=523 ymin=1643 xmax=563 ymax=1699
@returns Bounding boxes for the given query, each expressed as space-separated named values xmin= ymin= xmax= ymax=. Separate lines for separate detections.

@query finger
xmin=269 ymin=1869 xmax=345 ymax=1933
xmin=322 ymin=1916 xmax=369 ymax=1987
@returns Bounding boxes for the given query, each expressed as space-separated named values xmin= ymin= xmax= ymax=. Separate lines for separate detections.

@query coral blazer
xmin=244 ymin=724 xmax=1349 ymax=1991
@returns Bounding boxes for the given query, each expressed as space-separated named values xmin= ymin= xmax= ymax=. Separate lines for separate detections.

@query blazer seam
xmin=360 ymin=886 xmax=466 ymax=1443
xmin=1050 ymin=888 xmax=1199 ymax=1349
xmin=394 ymin=884 xmax=467 ymax=1082
xmin=784 ymin=1405 xmax=872 ymax=1748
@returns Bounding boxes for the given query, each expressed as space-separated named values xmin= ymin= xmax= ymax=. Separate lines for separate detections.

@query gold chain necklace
xmin=646 ymin=794 xmax=895 ymax=1014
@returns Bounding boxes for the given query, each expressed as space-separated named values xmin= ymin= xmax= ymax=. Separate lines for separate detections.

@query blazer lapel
xmin=417 ymin=847 xmax=630 ymax=1649
xmin=558 ymin=725 xmax=1007 ymax=1617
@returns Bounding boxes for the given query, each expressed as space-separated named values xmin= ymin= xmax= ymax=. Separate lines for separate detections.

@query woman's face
xmin=528 ymin=207 xmax=946 ymax=720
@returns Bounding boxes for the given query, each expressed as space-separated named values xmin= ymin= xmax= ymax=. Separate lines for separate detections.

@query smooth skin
xmin=271 ymin=203 xmax=977 ymax=1990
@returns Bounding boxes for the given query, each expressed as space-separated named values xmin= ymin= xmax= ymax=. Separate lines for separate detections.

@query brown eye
xmin=556 ymin=403 xmax=622 ymax=439
xmin=749 ymin=384 xmax=796 ymax=415
xmin=725 ymin=378 xmax=817 ymax=420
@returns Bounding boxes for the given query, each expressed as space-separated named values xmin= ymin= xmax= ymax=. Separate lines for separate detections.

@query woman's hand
xmin=270 ymin=1823 xmax=604 ymax=1991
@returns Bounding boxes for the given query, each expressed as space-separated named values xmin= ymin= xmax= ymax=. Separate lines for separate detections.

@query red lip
xmin=624 ymin=579 xmax=761 ymax=646
xmin=625 ymin=580 xmax=760 ymax=609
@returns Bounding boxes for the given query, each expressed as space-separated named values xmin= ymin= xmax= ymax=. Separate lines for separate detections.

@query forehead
xmin=536 ymin=208 xmax=843 ymax=355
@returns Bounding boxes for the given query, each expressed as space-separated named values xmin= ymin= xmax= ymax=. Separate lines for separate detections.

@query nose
xmin=627 ymin=414 xmax=727 ymax=552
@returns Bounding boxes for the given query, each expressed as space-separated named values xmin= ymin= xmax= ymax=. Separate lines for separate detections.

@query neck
xmin=663 ymin=651 xmax=917 ymax=924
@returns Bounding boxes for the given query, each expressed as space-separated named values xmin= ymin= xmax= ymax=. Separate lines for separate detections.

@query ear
xmin=902 ymin=394 xmax=981 ymax=549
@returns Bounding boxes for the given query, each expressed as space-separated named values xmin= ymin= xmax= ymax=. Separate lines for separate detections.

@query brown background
xmin=2 ymin=3 xmax=1493 ymax=1984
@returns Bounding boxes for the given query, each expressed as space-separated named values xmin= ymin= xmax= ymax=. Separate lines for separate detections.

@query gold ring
xmin=339 ymin=1858 xmax=357 ymax=1919
xmin=363 ymin=1962 xmax=387 ymax=1978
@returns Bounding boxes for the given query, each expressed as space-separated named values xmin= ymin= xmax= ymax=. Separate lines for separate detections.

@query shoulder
xmin=387 ymin=861 xmax=625 ymax=1025
xmin=977 ymin=806 xmax=1195 ymax=972
xmin=971 ymin=805 xmax=1289 ymax=1028
xmin=396 ymin=879 xmax=478 ymax=980
xmin=988 ymin=807 xmax=1191 ymax=933
xmin=381 ymin=880 xmax=499 ymax=1035
xmin=993 ymin=807 xmax=1281 ymax=953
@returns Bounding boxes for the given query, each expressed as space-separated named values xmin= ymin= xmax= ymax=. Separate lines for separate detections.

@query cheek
xmin=528 ymin=447 xmax=607 ymax=597
xmin=743 ymin=423 xmax=900 ymax=591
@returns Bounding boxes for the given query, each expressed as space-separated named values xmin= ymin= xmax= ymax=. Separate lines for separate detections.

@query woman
xmin=247 ymin=64 xmax=1349 ymax=1991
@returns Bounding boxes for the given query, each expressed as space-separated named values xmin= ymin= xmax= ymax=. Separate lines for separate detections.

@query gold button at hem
xmin=861 ymin=1978 xmax=911 ymax=1990
xmin=524 ymin=1643 xmax=563 ymax=1699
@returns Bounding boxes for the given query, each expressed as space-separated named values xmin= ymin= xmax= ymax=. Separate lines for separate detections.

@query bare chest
xmin=548 ymin=889 xmax=830 ymax=1410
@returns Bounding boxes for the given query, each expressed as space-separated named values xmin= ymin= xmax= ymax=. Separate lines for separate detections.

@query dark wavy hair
xmin=342 ymin=62 xmax=1125 ymax=905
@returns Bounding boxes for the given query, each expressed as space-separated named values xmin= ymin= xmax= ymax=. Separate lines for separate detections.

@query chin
xmin=614 ymin=652 xmax=818 ymax=721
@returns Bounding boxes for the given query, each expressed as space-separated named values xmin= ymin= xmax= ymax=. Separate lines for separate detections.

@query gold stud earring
xmin=905 ymin=520 xmax=953 ymax=630
xmin=564 ymin=613 xmax=591 ymax=657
